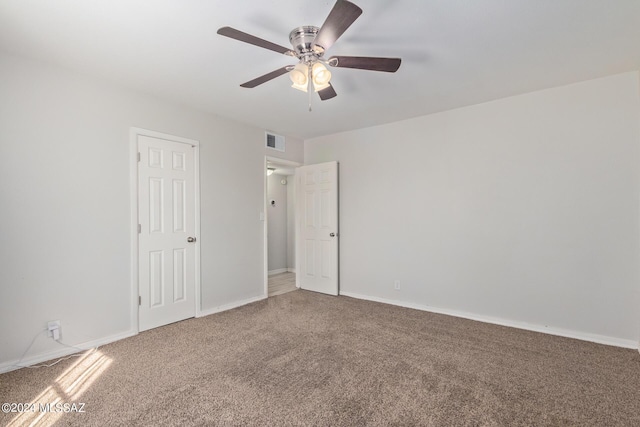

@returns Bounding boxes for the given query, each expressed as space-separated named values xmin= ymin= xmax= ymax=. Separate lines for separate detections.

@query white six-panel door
xmin=138 ymin=135 xmax=196 ymax=331
xmin=296 ymin=161 xmax=339 ymax=295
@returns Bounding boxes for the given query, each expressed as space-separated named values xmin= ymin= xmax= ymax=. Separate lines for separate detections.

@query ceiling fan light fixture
xmin=289 ymin=62 xmax=308 ymax=84
xmin=312 ymin=62 xmax=332 ymax=86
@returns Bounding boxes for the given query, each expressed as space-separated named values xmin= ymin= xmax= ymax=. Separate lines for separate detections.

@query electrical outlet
xmin=48 ymin=320 xmax=61 ymax=340
xmin=394 ymin=280 xmax=401 ymax=290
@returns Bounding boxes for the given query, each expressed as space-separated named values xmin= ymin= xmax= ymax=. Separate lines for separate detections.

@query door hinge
xmin=139 ymin=296 xmax=141 ymax=306
xmin=137 ymin=152 xmax=141 ymax=162
xmin=138 ymin=224 xmax=141 ymax=234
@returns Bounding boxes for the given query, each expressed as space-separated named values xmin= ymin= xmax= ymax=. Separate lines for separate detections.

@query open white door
xmin=138 ymin=134 xmax=197 ymax=331
xmin=296 ymin=161 xmax=339 ymax=295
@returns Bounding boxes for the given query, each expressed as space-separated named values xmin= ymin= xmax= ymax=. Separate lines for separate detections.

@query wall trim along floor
xmin=0 ymin=329 xmax=137 ymax=374
xmin=340 ymin=291 xmax=638 ymax=350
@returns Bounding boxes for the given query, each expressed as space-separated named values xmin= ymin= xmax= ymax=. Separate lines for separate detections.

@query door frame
xmin=130 ymin=127 xmax=201 ymax=332
xmin=264 ymin=156 xmax=302 ymax=296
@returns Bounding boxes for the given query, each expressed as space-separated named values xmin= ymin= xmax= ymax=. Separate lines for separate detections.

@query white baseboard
xmin=340 ymin=291 xmax=638 ymax=350
xmin=198 ymin=294 xmax=267 ymax=318
xmin=0 ymin=329 xmax=137 ymax=374
xmin=287 ymin=268 xmax=296 ymax=274
xmin=268 ymin=268 xmax=288 ymax=276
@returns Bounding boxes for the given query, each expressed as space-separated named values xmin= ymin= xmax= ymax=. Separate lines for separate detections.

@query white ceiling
xmin=1 ymin=1 xmax=639 ymax=140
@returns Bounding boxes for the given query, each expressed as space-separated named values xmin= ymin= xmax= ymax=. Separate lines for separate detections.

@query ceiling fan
xmin=217 ymin=0 xmax=401 ymax=102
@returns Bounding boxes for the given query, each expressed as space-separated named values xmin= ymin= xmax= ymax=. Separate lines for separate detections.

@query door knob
xmin=187 ymin=237 xmax=196 ymax=243
xmin=329 ymin=233 xmax=336 ymax=237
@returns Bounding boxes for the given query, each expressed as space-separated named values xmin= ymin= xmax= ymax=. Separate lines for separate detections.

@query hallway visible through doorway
xmin=265 ymin=157 xmax=299 ymax=297
xmin=268 ymin=272 xmax=297 ymax=297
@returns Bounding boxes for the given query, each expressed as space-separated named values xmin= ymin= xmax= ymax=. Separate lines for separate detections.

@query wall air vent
xmin=265 ymin=132 xmax=285 ymax=152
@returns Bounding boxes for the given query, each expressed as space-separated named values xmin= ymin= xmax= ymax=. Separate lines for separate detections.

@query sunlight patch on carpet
xmin=7 ymin=350 xmax=111 ymax=427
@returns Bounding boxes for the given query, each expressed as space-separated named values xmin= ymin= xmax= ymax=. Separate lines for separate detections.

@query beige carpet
xmin=1 ymin=291 xmax=639 ymax=426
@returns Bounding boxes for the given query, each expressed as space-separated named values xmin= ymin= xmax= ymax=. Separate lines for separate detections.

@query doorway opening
xmin=265 ymin=157 xmax=300 ymax=297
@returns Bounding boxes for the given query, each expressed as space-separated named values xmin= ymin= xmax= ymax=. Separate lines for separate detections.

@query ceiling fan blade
xmin=318 ymin=83 xmax=337 ymax=101
xmin=217 ymin=27 xmax=294 ymax=56
xmin=329 ymin=56 xmax=401 ymax=72
xmin=240 ymin=67 xmax=290 ymax=88
xmin=313 ymin=0 xmax=363 ymax=52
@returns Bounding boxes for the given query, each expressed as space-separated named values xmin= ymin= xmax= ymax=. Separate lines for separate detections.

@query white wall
xmin=0 ymin=52 xmax=303 ymax=370
xmin=267 ymin=173 xmax=288 ymax=272
xmin=306 ymin=72 xmax=640 ymax=347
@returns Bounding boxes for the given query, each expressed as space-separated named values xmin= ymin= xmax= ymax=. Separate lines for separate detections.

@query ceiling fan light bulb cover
xmin=289 ymin=63 xmax=308 ymax=85
xmin=312 ymin=62 xmax=332 ymax=85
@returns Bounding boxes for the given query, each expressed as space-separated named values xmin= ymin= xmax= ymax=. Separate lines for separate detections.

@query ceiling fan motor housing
xmin=289 ymin=26 xmax=323 ymax=61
